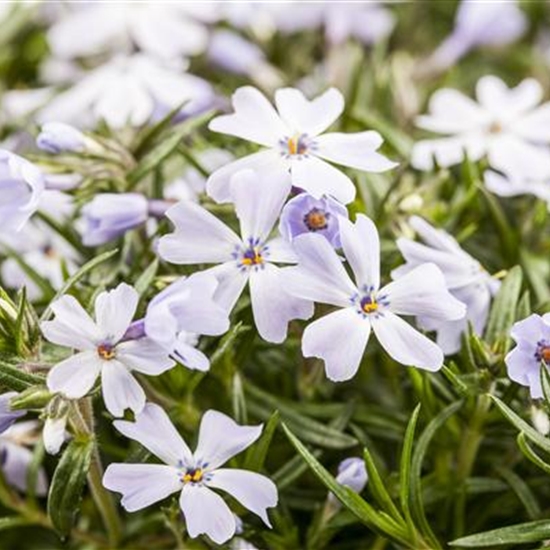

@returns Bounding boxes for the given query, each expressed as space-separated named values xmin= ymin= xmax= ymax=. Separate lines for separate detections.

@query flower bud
xmin=0 ymin=392 xmax=26 ymax=435
xmin=37 ymin=122 xmax=90 ymax=154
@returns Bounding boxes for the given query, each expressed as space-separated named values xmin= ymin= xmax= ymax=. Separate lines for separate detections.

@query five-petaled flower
xmin=103 ymin=403 xmax=278 ymax=545
xmin=41 ymin=283 xmax=175 ymax=417
xmin=207 ymin=86 xmax=397 ymax=204
xmin=282 ymin=214 xmax=466 ymax=380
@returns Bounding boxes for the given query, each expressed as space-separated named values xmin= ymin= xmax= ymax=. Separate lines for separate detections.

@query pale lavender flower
xmin=37 ymin=122 xmax=88 ymax=154
xmin=393 ymin=216 xmax=500 ymax=354
xmin=143 ymin=273 xmax=230 ymax=371
xmin=0 ymin=421 xmax=48 ymax=495
xmin=41 ymin=283 xmax=174 ymax=417
xmin=279 ymin=193 xmax=348 ymax=248
xmin=428 ymin=0 xmax=527 ymax=71
xmin=207 ymin=86 xmax=397 ymax=204
xmin=158 ymin=168 xmax=313 ymax=343
xmin=505 ymin=314 xmax=550 ymax=399
xmin=335 ymin=457 xmax=368 ymax=494
xmin=282 ymin=215 xmax=466 ymax=380
xmin=0 ymin=393 xmax=25 ymax=434
xmin=103 ymin=403 xmax=278 ymax=545
xmin=0 ymin=150 xmax=45 ymax=234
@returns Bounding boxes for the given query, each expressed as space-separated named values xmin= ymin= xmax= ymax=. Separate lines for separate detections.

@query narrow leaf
xmin=449 ymin=520 xmax=550 ymax=547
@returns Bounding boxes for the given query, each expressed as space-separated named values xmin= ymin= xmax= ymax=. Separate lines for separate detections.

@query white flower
xmin=484 ymin=169 xmax=550 ymax=209
xmin=41 ymin=283 xmax=175 ymax=417
xmin=207 ymin=86 xmax=397 ymax=204
xmin=392 ymin=216 xmax=500 ymax=354
xmin=43 ymin=416 xmax=68 ymax=456
xmin=38 ymin=54 xmax=215 ymax=129
xmin=282 ymin=215 xmax=466 ymax=380
xmin=158 ymin=168 xmax=313 ymax=343
xmin=47 ymin=3 xmax=213 ymax=61
xmin=103 ymin=403 xmax=278 ymax=545
xmin=412 ymin=76 xmax=550 ymax=180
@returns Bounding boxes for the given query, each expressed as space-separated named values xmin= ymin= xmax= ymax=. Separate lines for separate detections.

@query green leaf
xmin=541 ymin=363 xmax=550 ymax=406
xmin=490 ymin=395 xmax=550 ymax=455
xmin=48 ymin=437 xmax=94 ymax=536
xmin=449 ymin=520 xmax=550 ymax=547
xmin=517 ymin=433 xmax=550 ymax=475
xmin=484 ymin=266 xmax=523 ymax=352
xmin=0 ymin=517 xmax=33 ymax=531
xmin=400 ymin=404 xmax=421 ymax=534
xmin=40 ymin=249 xmax=118 ymax=322
xmin=134 ymin=258 xmax=159 ymax=297
xmin=244 ymin=410 xmax=280 ymax=472
xmin=0 ymin=361 xmax=45 ymax=392
xmin=496 ymin=466 xmax=540 ymax=520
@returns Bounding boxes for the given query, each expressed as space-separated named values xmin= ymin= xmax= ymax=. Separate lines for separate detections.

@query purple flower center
xmin=233 ymin=238 xmax=269 ymax=271
xmin=280 ymin=133 xmax=316 ymax=158
xmin=304 ymin=208 xmax=329 ymax=231
xmin=181 ymin=467 xmax=204 ymax=484
xmin=97 ymin=343 xmax=116 ymax=360
xmin=354 ymin=287 xmax=390 ymax=318
xmin=360 ymin=294 xmax=379 ymax=314
xmin=535 ymin=340 xmax=550 ymax=364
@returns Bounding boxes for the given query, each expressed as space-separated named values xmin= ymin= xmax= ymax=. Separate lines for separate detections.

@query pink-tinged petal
xmin=230 ymin=168 xmax=291 ymax=243
xmin=290 ymin=156 xmax=356 ymax=204
xmin=339 ymin=215 xmax=380 ymax=290
xmin=95 ymin=283 xmax=138 ymax=343
xmin=249 ymin=264 xmax=313 ymax=344
xmin=173 ymin=338 xmax=210 ymax=372
xmin=209 ymin=86 xmax=288 ymax=147
xmin=274 ymin=87 xmax=344 ymax=136
xmin=101 ymin=361 xmax=145 ymax=418
xmin=207 ymin=469 xmax=277 ymax=526
xmin=283 ymin=233 xmax=356 ymax=307
xmin=302 ymin=307 xmax=370 ymax=382
xmin=47 ymin=351 xmax=102 ymax=399
xmin=382 ymin=263 xmax=466 ymax=321
xmin=194 ymin=410 xmax=262 ymax=469
xmin=315 ymin=132 xmax=397 ymax=172
xmin=179 ymin=484 xmax=236 ymax=544
xmin=158 ymin=201 xmax=241 ymax=265
xmin=1 ymin=440 xmax=48 ymax=495
xmin=103 ymin=463 xmax=182 ymax=512
xmin=114 ymin=403 xmax=193 ymax=467
xmin=206 ymin=150 xmax=283 ymax=204
xmin=41 ymin=295 xmax=101 ymax=350
xmin=116 ymin=338 xmax=175 ymax=375
xmin=371 ymin=312 xmax=443 ymax=371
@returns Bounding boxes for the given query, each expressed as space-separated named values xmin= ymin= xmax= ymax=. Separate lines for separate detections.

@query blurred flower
xmin=279 ymin=193 xmax=348 ymax=248
xmin=158 ymin=168 xmax=313 ymax=343
xmin=531 ymin=406 xmax=550 ymax=435
xmin=506 ymin=313 xmax=550 ymax=399
xmin=412 ymin=76 xmax=550 ymax=180
xmin=37 ymin=122 xmax=94 ymax=154
xmin=282 ymin=215 xmax=466 ymax=380
xmin=47 ymin=3 xmax=214 ymax=61
xmin=38 ymin=54 xmax=215 ymax=129
xmin=484 ymin=170 xmax=550 ymax=209
xmin=0 ymin=150 xmax=45 ymax=234
xmin=393 ymin=216 xmax=500 ymax=354
xmin=335 ymin=457 xmax=368 ymax=494
xmin=41 ymin=283 xmax=174 ymax=417
xmin=208 ymin=86 xmax=397 ymax=204
xmin=103 ymin=403 xmax=278 ymax=545
xmin=143 ymin=273 xmax=230 ymax=371
xmin=0 ymin=393 xmax=25 ymax=434
xmin=0 ymin=421 xmax=48 ymax=495
xmin=427 ymin=0 xmax=527 ymax=71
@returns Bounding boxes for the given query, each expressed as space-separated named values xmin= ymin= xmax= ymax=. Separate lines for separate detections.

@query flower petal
xmin=113 ymin=402 xmax=193 ymax=467
xmin=315 ymin=131 xmax=397 ymax=172
xmin=194 ymin=410 xmax=262 ymax=470
xmin=179 ymin=484 xmax=236 ymax=544
xmin=206 ymin=263 xmax=249 ymax=313
xmin=339 ymin=214 xmax=380 ymax=290
xmin=158 ymin=201 xmax=241 ymax=264
xmin=101 ymin=361 xmax=145 ymax=417
xmin=173 ymin=338 xmax=210 ymax=372
xmin=1 ymin=440 xmax=48 ymax=495
xmin=116 ymin=339 xmax=175 ymax=375
xmin=95 ymin=283 xmax=139 ymax=343
xmin=207 ymin=469 xmax=277 ymax=526
xmin=209 ymin=86 xmax=288 ymax=147
xmin=411 ymin=133 xmax=486 ymax=170
xmin=47 ymin=351 xmax=102 ymax=399
xmin=274 ymin=87 xmax=344 ymax=136
xmin=249 ymin=264 xmax=313 ymax=344
xmin=103 ymin=463 xmax=182 ymax=512
xmin=382 ymin=263 xmax=466 ymax=321
xmin=371 ymin=312 xmax=443 ymax=371
xmin=302 ymin=307 xmax=371 ymax=382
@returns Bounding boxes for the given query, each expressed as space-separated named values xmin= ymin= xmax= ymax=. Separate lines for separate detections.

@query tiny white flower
xmin=43 ymin=416 xmax=68 ymax=456
xmin=103 ymin=403 xmax=278 ymax=545
xmin=207 ymin=86 xmax=397 ymax=204
xmin=412 ymin=76 xmax=550 ymax=180
xmin=41 ymin=283 xmax=175 ymax=417
xmin=282 ymin=215 xmax=466 ymax=380
xmin=484 ymin=169 xmax=550 ymax=210
xmin=393 ymin=216 xmax=500 ymax=354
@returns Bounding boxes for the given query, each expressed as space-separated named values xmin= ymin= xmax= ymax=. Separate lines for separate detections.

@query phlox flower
xmin=393 ymin=216 xmax=500 ymax=354
xmin=412 ymin=76 xmax=550 ymax=179
xmin=0 ymin=393 xmax=25 ymax=434
xmin=207 ymin=86 xmax=397 ymax=204
xmin=103 ymin=403 xmax=278 ymax=545
xmin=484 ymin=170 xmax=550 ymax=210
xmin=506 ymin=314 xmax=550 ymax=399
xmin=282 ymin=215 xmax=466 ymax=380
xmin=41 ymin=283 xmax=174 ymax=417
xmin=335 ymin=457 xmax=368 ymax=494
xmin=158 ymin=169 xmax=313 ymax=343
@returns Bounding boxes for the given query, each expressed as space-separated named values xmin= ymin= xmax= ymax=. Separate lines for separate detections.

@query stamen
xmin=361 ymin=294 xmax=378 ymax=314
xmin=488 ymin=121 xmax=503 ymax=134
xmin=304 ymin=208 xmax=329 ymax=231
xmin=241 ymin=246 xmax=263 ymax=266
xmin=97 ymin=343 xmax=116 ymax=360
xmin=182 ymin=468 xmax=204 ymax=484
xmin=535 ymin=340 xmax=550 ymax=363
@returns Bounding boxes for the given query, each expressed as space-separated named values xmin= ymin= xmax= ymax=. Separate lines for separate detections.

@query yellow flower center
xmin=361 ymin=295 xmax=378 ymax=314
xmin=241 ymin=246 xmax=263 ymax=266
xmin=97 ymin=344 xmax=116 ymax=360
xmin=182 ymin=468 xmax=203 ymax=484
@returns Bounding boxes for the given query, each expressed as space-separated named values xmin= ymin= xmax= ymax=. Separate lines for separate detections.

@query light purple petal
xmin=95 ymin=283 xmax=139 ymax=343
xmin=116 ymin=339 xmax=175 ymax=375
xmin=101 ymin=361 xmax=146 ymax=417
